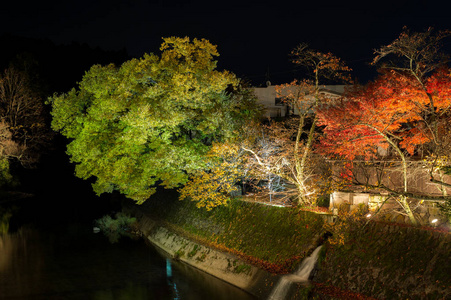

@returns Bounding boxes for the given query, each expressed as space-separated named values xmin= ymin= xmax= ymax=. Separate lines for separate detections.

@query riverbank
xmin=136 ymin=215 xmax=277 ymax=298
xmin=124 ymin=191 xmax=451 ymax=299
xmin=123 ymin=190 xmax=326 ymax=298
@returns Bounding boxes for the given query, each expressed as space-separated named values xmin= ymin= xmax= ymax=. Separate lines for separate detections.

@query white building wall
xmin=253 ymin=84 xmax=345 ymax=118
xmin=253 ymin=85 xmax=286 ymax=118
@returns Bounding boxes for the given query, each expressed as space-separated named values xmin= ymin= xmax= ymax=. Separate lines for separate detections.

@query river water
xmin=0 ymin=197 xmax=256 ymax=300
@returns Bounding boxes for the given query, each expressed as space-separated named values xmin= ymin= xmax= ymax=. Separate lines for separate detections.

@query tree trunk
xmin=366 ymin=124 xmax=418 ymax=225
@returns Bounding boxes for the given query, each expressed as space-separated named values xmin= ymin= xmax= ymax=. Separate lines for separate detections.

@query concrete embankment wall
xmin=136 ymin=215 xmax=277 ymax=298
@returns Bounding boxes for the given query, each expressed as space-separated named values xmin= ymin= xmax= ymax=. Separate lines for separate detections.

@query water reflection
xmin=0 ymin=223 xmax=255 ymax=300
xmin=166 ymin=258 xmax=180 ymax=300
xmin=0 ymin=207 xmax=12 ymax=235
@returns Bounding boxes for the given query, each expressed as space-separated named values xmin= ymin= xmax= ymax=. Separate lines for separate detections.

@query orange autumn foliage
xmin=317 ymin=68 xmax=451 ymax=160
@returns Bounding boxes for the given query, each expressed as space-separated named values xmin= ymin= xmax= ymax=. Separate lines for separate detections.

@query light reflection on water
xmin=0 ymin=223 xmax=256 ymax=300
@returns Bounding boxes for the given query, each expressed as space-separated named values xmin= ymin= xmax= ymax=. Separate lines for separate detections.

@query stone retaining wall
xmin=136 ymin=214 xmax=278 ymax=298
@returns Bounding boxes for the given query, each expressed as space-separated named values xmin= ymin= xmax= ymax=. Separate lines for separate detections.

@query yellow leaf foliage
xmin=179 ymin=142 xmax=244 ymax=210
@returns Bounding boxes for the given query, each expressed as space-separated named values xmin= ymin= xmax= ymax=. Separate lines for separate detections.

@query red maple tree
xmin=316 ymin=66 xmax=451 ymax=224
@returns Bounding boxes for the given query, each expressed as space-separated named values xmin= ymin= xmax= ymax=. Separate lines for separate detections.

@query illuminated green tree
xmin=49 ymin=37 xmax=260 ymax=203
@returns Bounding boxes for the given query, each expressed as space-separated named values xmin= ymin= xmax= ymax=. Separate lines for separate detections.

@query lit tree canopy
xmin=317 ymin=70 xmax=436 ymax=160
xmin=0 ymin=66 xmax=49 ymax=166
xmin=49 ymin=37 xmax=260 ymax=203
xmin=179 ymin=141 xmax=245 ymax=210
xmin=317 ymin=57 xmax=451 ymax=225
xmin=270 ymin=44 xmax=351 ymax=205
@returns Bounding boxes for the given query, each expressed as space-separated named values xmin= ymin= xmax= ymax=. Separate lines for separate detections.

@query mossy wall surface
xmin=316 ymin=222 xmax=451 ymax=299
xmin=125 ymin=191 xmax=325 ymax=273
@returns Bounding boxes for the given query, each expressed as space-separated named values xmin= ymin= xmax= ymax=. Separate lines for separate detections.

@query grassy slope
xmin=316 ymin=221 xmax=451 ymax=299
xmin=130 ymin=190 xmax=325 ymax=273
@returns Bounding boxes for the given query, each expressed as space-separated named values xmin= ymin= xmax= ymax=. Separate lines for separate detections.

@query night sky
xmin=1 ymin=0 xmax=450 ymax=85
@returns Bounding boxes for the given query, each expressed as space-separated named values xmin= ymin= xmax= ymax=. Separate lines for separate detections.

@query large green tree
xmin=49 ymin=37 xmax=259 ymax=203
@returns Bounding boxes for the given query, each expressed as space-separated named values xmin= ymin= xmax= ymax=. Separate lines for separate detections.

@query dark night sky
xmin=1 ymin=0 xmax=450 ymax=85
